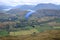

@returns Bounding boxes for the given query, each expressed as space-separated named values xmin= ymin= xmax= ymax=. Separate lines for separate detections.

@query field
xmin=0 ymin=25 xmax=60 ymax=36
xmin=9 ymin=29 xmax=39 ymax=36
xmin=0 ymin=30 xmax=8 ymax=37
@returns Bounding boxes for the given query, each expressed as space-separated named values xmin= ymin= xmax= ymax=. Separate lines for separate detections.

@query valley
xmin=0 ymin=3 xmax=60 ymax=40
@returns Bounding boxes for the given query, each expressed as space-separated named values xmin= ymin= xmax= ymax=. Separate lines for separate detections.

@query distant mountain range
xmin=5 ymin=3 xmax=60 ymax=19
xmin=1 ymin=3 xmax=60 ymax=11
xmin=0 ymin=3 xmax=60 ymax=20
xmin=0 ymin=5 xmax=13 ymax=10
xmin=7 ymin=3 xmax=60 ymax=14
xmin=14 ymin=5 xmax=35 ymax=10
xmin=6 ymin=5 xmax=35 ymax=14
xmin=33 ymin=3 xmax=60 ymax=10
xmin=0 ymin=3 xmax=60 ymax=25
xmin=31 ymin=9 xmax=60 ymax=17
xmin=0 ymin=4 xmax=13 ymax=13
xmin=26 ymin=9 xmax=60 ymax=22
xmin=8 ymin=3 xmax=60 ymax=11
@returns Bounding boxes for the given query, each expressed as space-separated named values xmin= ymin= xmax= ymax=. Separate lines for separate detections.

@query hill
xmin=27 ymin=9 xmax=60 ymax=21
xmin=14 ymin=5 xmax=35 ymax=10
xmin=0 ymin=30 xmax=60 ymax=40
xmin=0 ymin=4 xmax=12 ymax=10
xmin=0 ymin=3 xmax=60 ymax=38
xmin=33 ymin=3 xmax=60 ymax=10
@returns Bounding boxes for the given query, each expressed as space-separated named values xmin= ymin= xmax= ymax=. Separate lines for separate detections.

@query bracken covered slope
xmin=0 ymin=30 xmax=60 ymax=40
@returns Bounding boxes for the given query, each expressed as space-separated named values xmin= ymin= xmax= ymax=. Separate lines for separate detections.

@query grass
xmin=9 ymin=29 xmax=39 ymax=36
xmin=0 ymin=30 xmax=60 ymax=40
xmin=53 ymin=26 xmax=60 ymax=30
xmin=35 ymin=25 xmax=53 ymax=32
xmin=0 ymin=30 xmax=8 ymax=37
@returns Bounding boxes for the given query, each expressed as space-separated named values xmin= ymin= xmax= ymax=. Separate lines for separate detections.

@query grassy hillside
xmin=0 ymin=30 xmax=60 ymax=40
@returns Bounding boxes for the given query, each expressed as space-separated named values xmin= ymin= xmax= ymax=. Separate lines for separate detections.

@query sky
xmin=0 ymin=0 xmax=60 ymax=6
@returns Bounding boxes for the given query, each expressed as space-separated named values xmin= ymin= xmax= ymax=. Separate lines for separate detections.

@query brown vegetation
xmin=0 ymin=30 xmax=60 ymax=40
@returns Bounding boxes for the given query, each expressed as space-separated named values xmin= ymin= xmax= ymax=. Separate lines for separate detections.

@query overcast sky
xmin=0 ymin=0 xmax=60 ymax=6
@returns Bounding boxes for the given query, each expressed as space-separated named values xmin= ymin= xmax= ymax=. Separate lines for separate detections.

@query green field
xmin=9 ymin=29 xmax=39 ymax=36
xmin=0 ymin=30 xmax=8 ymax=37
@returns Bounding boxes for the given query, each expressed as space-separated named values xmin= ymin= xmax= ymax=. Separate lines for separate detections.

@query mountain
xmin=0 ymin=5 xmax=13 ymax=10
xmin=7 ymin=7 xmax=28 ymax=14
xmin=6 ymin=7 xmax=29 ymax=19
xmin=27 ymin=9 xmax=60 ymax=21
xmin=13 ymin=5 xmax=35 ymax=10
xmin=36 ymin=9 xmax=60 ymax=17
xmin=6 ymin=4 xmax=60 ymax=20
xmin=0 ymin=4 xmax=13 ymax=14
xmin=33 ymin=3 xmax=60 ymax=10
xmin=6 ymin=5 xmax=35 ymax=14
